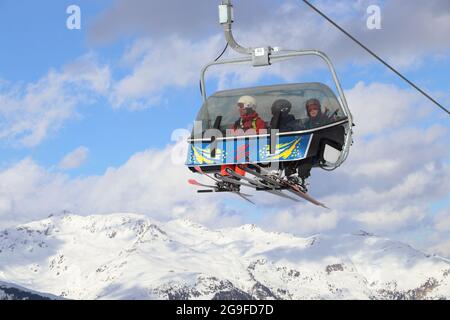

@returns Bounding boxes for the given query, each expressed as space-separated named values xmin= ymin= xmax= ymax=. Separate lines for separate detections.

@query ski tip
xmin=188 ymin=179 xmax=200 ymax=186
xmin=317 ymin=202 xmax=330 ymax=210
xmin=194 ymin=166 xmax=203 ymax=174
xmin=308 ymin=199 xmax=329 ymax=209
xmin=239 ymin=193 xmax=253 ymax=197
xmin=242 ymin=197 xmax=256 ymax=205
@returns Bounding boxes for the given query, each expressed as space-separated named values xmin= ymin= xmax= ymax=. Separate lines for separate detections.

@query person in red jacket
xmin=221 ymin=95 xmax=266 ymax=178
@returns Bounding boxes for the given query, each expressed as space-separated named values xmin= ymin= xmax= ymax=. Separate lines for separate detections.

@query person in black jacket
xmin=270 ymin=99 xmax=302 ymax=180
xmin=270 ymin=99 xmax=299 ymax=132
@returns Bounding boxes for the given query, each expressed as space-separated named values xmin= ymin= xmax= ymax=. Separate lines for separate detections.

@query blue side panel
xmin=186 ymin=134 xmax=312 ymax=166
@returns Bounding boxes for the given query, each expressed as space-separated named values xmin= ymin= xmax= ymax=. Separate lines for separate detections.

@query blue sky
xmin=0 ymin=0 xmax=449 ymax=256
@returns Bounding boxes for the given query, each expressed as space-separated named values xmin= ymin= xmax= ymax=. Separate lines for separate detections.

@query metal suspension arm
xmin=219 ymin=0 xmax=272 ymax=66
xmin=219 ymin=0 xmax=252 ymax=55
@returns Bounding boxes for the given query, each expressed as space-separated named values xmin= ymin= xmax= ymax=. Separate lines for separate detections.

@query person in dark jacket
xmin=270 ymin=99 xmax=299 ymax=132
xmin=270 ymin=99 xmax=301 ymax=180
xmin=304 ymin=98 xmax=330 ymax=129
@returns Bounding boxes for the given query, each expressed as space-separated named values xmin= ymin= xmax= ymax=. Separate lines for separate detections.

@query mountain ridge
xmin=0 ymin=212 xmax=449 ymax=300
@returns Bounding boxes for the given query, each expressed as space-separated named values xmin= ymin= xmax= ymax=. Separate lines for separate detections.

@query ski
xmin=189 ymin=171 xmax=255 ymax=205
xmin=223 ymin=168 xmax=300 ymax=202
xmin=188 ymin=178 xmax=252 ymax=196
xmin=225 ymin=167 xmax=273 ymax=189
xmin=193 ymin=166 xmax=221 ymax=183
xmin=188 ymin=179 xmax=218 ymax=190
xmin=215 ymin=174 xmax=259 ymax=189
xmin=238 ymin=165 xmax=329 ymax=208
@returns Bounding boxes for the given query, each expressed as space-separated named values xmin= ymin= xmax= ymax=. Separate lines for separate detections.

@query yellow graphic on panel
xmin=192 ymin=145 xmax=223 ymax=164
xmin=190 ymin=136 xmax=305 ymax=164
xmin=260 ymin=137 xmax=302 ymax=161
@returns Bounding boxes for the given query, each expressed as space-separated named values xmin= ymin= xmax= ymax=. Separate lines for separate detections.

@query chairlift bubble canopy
xmin=193 ymin=82 xmax=347 ymax=136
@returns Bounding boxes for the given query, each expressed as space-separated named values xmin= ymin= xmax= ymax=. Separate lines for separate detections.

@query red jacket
xmin=232 ymin=112 xmax=266 ymax=133
xmin=221 ymin=112 xmax=266 ymax=176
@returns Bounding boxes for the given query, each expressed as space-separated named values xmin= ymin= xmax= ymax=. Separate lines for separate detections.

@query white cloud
xmin=257 ymin=79 xmax=450 ymax=237
xmin=418 ymin=206 xmax=450 ymax=258
xmin=344 ymin=125 xmax=448 ymax=182
xmin=321 ymin=160 xmax=450 ymax=230
xmin=353 ymin=206 xmax=427 ymax=231
xmin=346 ymin=82 xmax=427 ymax=136
xmin=434 ymin=207 xmax=450 ymax=232
xmin=0 ymin=55 xmax=111 ymax=147
xmin=95 ymin=1 xmax=450 ymax=111
xmin=59 ymin=146 xmax=90 ymax=170
xmin=88 ymin=0 xmax=274 ymax=44
xmin=266 ymin=209 xmax=340 ymax=235
xmin=262 ymin=159 xmax=449 ymax=235
xmin=350 ymin=159 xmax=401 ymax=178
xmin=429 ymin=239 xmax=450 ymax=258
xmin=0 ymin=141 xmax=245 ymax=229
xmin=90 ymin=0 xmax=450 ymax=67
xmin=110 ymin=35 xmax=224 ymax=109
xmin=248 ymin=0 xmax=450 ymax=68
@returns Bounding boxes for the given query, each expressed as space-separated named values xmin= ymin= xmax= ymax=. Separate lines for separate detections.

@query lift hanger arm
xmin=219 ymin=0 xmax=273 ymax=66
xmin=219 ymin=0 xmax=251 ymax=55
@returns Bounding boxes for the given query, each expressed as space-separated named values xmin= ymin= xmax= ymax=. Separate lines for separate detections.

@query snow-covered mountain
xmin=0 ymin=213 xmax=449 ymax=300
xmin=0 ymin=281 xmax=61 ymax=300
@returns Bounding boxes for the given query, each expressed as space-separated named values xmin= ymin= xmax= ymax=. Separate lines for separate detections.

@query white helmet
xmin=237 ymin=95 xmax=257 ymax=109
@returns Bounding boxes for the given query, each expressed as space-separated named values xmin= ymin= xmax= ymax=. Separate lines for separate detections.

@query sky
xmin=0 ymin=0 xmax=449 ymax=257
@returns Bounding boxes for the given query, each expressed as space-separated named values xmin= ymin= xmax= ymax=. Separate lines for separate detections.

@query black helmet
xmin=271 ymin=99 xmax=292 ymax=115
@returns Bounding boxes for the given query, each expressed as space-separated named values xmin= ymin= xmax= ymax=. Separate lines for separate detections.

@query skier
xmin=304 ymin=98 xmax=330 ymax=129
xmin=270 ymin=99 xmax=299 ymax=132
xmin=232 ymin=95 xmax=266 ymax=133
xmin=220 ymin=95 xmax=266 ymax=180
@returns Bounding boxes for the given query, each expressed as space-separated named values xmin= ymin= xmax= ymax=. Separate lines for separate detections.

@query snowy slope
xmin=0 ymin=213 xmax=449 ymax=300
xmin=0 ymin=281 xmax=61 ymax=300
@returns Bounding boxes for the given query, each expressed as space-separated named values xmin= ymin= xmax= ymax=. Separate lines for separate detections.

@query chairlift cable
xmin=302 ymin=0 xmax=450 ymax=116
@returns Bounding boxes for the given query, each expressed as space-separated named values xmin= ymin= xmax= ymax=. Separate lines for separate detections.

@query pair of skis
xmin=188 ymin=167 xmax=255 ymax=204
xmin=239 ymin=164 xmax=328 ymax=208
xmin=188 ymin=165 xmax=328 ymax=208
xmin=189 ymin=166 xmax=297 ymax=204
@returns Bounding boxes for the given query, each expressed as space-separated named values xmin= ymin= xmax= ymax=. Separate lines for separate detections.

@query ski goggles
xmin=237 ymin=102 xmax=254 ymax=109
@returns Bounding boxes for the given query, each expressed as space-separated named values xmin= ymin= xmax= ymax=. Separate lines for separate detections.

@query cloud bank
xmin=0 ymin=55 xmax=110 ymax=147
